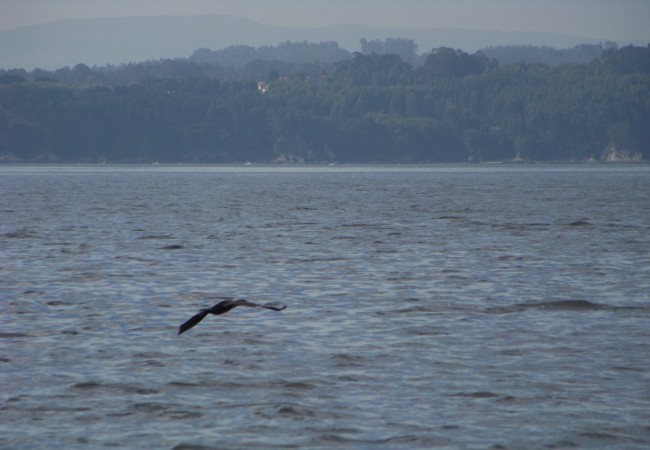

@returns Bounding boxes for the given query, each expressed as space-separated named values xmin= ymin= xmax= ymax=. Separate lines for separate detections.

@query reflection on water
xmin=2 ymin=164 xmax=650 ymax=449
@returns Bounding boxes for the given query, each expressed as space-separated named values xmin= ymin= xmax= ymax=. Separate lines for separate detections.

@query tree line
xmin=0 ymin=43 xmax=648 ymax=163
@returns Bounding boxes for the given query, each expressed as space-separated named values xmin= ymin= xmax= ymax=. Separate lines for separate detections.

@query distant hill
xmin=0 ymin=14 xmax=604 ymax=70
xmin=190 ymin=41 xmax=353 ymax=67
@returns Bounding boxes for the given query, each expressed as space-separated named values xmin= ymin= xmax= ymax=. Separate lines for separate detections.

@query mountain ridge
xmin=0 ymin=13 xmax=605 ymax=70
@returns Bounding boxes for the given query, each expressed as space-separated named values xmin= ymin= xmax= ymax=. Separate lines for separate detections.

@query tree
xmin=419 ymin=48 xmax=492 ymax=78
xmin=601 ymin=45 xmax=650 ymax=75
xmin=360 ymin=38 xmax=418 ymax=63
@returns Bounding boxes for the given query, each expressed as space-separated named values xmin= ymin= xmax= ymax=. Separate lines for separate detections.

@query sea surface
xmin=2 ymin=164 xmax=650 ymax=449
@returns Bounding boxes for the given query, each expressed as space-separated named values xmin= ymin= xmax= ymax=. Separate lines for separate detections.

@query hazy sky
xmin=1 ymin=0 xmax=649 ymax=42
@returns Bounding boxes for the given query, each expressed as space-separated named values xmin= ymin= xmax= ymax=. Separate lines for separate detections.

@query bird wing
xmin=232 ymin=299 xmax=287 ymax=311
xmin=260 ymin=302 xmax=287 ymax=311
xmin=178 ymin=309 xmax=210 ymax=334
xmin=231 ymin=299 xmax=262 ymax=308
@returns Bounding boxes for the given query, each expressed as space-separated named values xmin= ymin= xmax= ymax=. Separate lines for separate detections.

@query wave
xmin=486 ymin=299 xmax=648 ymax=314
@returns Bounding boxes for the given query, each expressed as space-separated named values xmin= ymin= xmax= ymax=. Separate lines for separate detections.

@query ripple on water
xmin=70 ymin=381 xmax=159 ymax=395
xmin=252 ymin=402 xmax=345 ymax=421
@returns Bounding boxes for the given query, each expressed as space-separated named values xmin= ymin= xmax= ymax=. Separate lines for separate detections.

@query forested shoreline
xmin=1 ymin=43 xmax=648 ymax=163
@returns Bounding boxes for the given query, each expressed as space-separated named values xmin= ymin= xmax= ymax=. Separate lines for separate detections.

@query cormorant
xmin=178 ymin=297 xmax=286 ymax=334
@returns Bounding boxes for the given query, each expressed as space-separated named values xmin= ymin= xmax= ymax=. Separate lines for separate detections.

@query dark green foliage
xmin=0 ymin=45 xmax=648 ymax=163
xmin=480 ymin=43 xmax=617 ymax=66
xmin=419 ymin=47 xmax=494 ymax=78
xmin=601 ymin=44 xmax=650 ymax=75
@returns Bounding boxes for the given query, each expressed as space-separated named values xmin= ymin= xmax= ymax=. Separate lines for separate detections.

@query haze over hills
xmin=0 ymin=13 xmax=608 ymax=70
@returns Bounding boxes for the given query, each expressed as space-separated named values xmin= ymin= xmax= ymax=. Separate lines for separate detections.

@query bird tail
xmin=178 ymin=309 xmax=210 ymax=335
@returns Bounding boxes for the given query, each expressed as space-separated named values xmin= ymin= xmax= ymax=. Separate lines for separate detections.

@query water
xmin=2 ymin=164 xmax=650 ymax=449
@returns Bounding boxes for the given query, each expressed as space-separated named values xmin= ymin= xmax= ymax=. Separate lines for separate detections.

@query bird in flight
xmin=178 ymin=297 xmax=286 ymax=334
